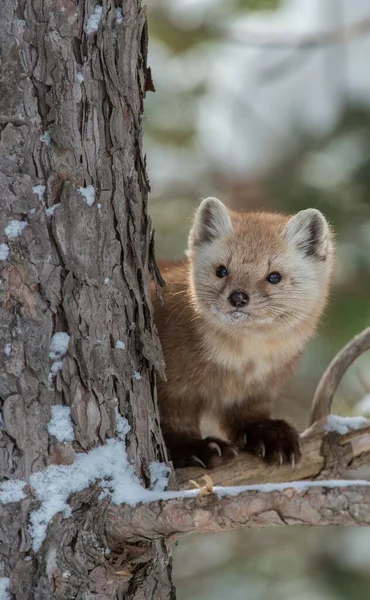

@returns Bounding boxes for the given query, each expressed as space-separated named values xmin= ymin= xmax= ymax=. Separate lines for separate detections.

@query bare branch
xmin=310 ymin=327 xmax=370 ymax=424
xmin=105 ymin=482 xmax=370 ymax=547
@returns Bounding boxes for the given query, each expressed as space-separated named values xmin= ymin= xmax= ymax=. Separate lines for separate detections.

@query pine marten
xmin=153 ymin=197 xmax=333 ymax=469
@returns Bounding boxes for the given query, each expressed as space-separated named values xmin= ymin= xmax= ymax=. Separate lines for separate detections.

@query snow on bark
xmin=84 ymin=5 xmax=103 ymax=34
xmin=0 ymin=480 xmax=27 ymax=504
xmin=0 ymin=244 xmax=9 ymax=260
xmin=4 ymin=220 xmax=27 ymax=238
xmin=47 ymin=406 xmax=74 ymax=442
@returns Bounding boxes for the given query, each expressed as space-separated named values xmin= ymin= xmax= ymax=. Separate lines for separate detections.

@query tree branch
xmin=105 ymin=481 xmax=370 ymax=547
xmin=310 ymin=327 xmax=370 ymax=424
xmin=100 ymin=327 xmax=370 ymax=549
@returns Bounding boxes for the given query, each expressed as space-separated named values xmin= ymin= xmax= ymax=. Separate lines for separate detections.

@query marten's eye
xmin=267 ymin=272 xmax=281 ymax=284
xmin=216 ymin=265 xmax=228 ymax=278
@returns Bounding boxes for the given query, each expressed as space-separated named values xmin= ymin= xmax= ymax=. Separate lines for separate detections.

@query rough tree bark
xmin=0 ymin=1 xmax=174 ymax=598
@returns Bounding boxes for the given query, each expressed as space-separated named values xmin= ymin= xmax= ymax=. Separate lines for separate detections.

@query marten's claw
xmin=208 ymin=441 xmax=222 ymax=457
xmin=190 ymin=437 xmax=238 ymax=469
xmin=168 ymin=434 xmax=239 ymax=469
xmin=240 ymin=418 xmax=301 ymax=466
xmin=171 ymin=437 xmax=238 ymax=469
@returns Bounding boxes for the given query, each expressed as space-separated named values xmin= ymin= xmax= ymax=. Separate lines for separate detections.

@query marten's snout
xmin=228 ymin=290 xmax=249 ymax=308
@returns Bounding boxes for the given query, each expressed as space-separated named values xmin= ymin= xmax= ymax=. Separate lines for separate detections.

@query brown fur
xmin=152 ymin=199 xmax=333 ymax=468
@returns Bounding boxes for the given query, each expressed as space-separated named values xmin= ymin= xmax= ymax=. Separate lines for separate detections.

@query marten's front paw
xmin=239 ymin=419 xmax=301 ymax=466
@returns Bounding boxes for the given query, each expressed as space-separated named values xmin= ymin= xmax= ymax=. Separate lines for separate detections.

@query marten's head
xmin=187 ymin=197 xmax=333 ymax=333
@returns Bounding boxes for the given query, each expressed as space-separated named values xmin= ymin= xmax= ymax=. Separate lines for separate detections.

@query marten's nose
xmin=228 ymin=290 xmax=249 ymax=308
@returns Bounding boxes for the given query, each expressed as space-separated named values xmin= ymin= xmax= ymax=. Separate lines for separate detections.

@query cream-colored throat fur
xmin=201 ymin=321 xmax=302 ymax=376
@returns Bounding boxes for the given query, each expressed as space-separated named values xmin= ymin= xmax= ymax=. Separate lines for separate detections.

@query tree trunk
xmin=0 ymin=1 xmax=174 ymax=598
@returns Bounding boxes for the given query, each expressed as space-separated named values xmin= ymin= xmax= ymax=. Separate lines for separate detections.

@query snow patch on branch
xmin=48 ymin=406 xmax=74 ymax=442
xmin=325 ymin=414 xmax=368 ymax=435
xmin=0 ymin=479 xmax=27 ymax=504
xmin=214 ymin=479 xmax=370 ymax=497
xmin=84 ymin=6 xmax=102 ymax=34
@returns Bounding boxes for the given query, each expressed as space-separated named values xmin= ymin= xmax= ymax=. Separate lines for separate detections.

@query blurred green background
xmin=146 ymin=0 xmax=370 ymax=598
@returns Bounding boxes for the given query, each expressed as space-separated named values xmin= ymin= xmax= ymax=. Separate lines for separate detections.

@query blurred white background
xmin=147 ymin=1 xmax=370 ymax=598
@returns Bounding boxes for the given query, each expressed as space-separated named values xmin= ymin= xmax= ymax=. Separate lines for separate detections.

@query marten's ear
xmin=189 ymin=197 xmax=232 ymax=247
xmin=285 ymin=209 xmax=329 ymax=260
